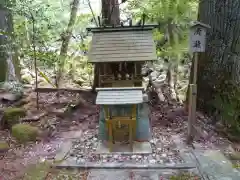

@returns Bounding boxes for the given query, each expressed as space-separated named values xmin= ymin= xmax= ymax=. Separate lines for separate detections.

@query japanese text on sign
xmin=189 ymin=27 xmax=206 ymax=53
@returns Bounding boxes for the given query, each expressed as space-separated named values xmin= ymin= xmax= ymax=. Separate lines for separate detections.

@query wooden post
xmin=193 ymin=52 xmax=198 ymax=84
xmin=187 ymin=53 xmax=198 ymax=144
xmin=187 ymin=21 xmax=210 ymax=143
xmin=187 ymin=84 xmax=193 ymax=144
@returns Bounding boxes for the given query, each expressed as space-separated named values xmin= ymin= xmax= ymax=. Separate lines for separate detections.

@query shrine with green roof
xmin=87 ymin=26 xmax=157 ymax=152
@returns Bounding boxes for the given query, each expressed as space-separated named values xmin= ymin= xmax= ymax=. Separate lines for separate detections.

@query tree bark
xmin=56 ymin=0 xmax=80 ymax=88
xmin=166 ymin=19 xmax=178 ymax=100
xmin=0 ymin=4 xmax=20 ymax=82
xmin=0 ymin=6 xmax=8 ymax=82
xmin=196 ymin=0 xmax=240 ymax=114
xmin=101 ymin=0 xmax=120 ymax=26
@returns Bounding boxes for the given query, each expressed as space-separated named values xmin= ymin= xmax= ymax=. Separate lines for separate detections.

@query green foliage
xmin=11 ymin=123 xmax=38 ymax=143
xmin=126 ymin=0 xmax=198 ymax=63
xmin=8 ymin=0 xmax=94 ymax=86
xmin=2 ymin=107 xmax=26 ymax=128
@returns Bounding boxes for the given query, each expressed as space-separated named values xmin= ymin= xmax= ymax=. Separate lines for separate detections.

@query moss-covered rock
xmin=2 ymin=107 xmax=26 ymax=128
xmin=11 ymin=124 xmax=38 ymax=143
xmin=0 ymin=141 xmax=9 ymax=153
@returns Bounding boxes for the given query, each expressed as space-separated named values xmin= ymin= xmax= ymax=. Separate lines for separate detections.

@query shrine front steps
xmin=95 ymin=141 xmax=152 ymax=155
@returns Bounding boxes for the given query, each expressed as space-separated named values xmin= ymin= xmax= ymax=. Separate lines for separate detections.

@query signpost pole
xmin=187 ymin=52 xmax=198 ymax=144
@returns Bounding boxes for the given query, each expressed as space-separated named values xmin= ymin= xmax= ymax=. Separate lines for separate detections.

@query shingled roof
xmin=88 ymin=27 xmax=157 ymax=62
xmin=95 ymin=87 xmax=144 ymax=105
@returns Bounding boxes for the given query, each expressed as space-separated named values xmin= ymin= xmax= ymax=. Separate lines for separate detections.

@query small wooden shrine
xmin=88 ymin=26 xmax=157 ymax=152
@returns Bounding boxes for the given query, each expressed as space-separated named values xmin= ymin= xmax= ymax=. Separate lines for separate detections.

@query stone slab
xmin=54 ymin=141 xmax=72 ymax=161
xmin=133 ymin=141 xmax=152 ymax=154
xmin=55 ymin=158 xmax=196 ymax=170
xmin=87 ymin=169 xmax=199 ymax=180
xmin=95 ymin=141 xmax=152 ymax=154
xmin=87 ymin=170 xmax=130 ymax=180
xmin=192 ymin=150 xmax=240 ymax=180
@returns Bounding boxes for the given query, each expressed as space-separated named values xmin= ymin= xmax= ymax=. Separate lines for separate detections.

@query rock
xmin=0 ymin=92 xmax=20 ymax=101
xmin=11 ymin=124 xmax=39 ymax=143
xmin=150 ymin=138 xmax=157 ymax=145
xmin=21 ymin=74 xmax=33 ymax=84
xmin=113 ymin=155 xmax=119 ymax=159
xmin=86 ymin=142 xmax=91 ymax=146
xmin=161 ymin=153 xmax=167 ymax=158
xmin=149 ymin=159 xmax=156 ymax=164
xmin=150 ymin=71 xmax=159 ymax=81
xmin=102 ymin=155 xmax=108 ymax=159
xmin=1 ymin=81 xmax=23 ymax=97
xmin=131 ymin=155 xmax=137 ymax=159
xmin=118 ymin=157 xmax=124 ymax=162
xmin=77 ymin=158 xmax=85 ymax=163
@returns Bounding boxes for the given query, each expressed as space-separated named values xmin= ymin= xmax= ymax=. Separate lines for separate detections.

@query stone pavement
xmin=191 ymin=150 xmax=240 ymax=180
xmin=54 ymin=132 xmax=240 ymax=180
xmin=172 ymin=135 xmax=240 ymax=180
xmin=86 ymin=169 xmax=196 ymax=180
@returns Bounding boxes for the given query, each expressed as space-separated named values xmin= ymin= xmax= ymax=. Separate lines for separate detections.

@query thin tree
xmin=56 ymin=0 xmax=80 ymax=89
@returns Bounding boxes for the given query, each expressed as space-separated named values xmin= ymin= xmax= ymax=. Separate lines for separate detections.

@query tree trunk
xmin=166 ymin=19 xmax=178 ymax=100
xmin=101 ymin=0 xmax=120 ymax=26
xmin=0 ymin=7 xmax=7 ymax=82
xmin=0 ymin=4 xmax=20 ymax=82
xmin=92 ymin=0 xmax=120 ymax=90
xmin=56 ymin=0 xmax=80 ymax=88
xmin=196 ymin=0 xmax=240 ymax=114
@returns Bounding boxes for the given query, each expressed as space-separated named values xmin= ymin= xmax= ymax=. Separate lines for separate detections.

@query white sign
xmin=189 ymin=26 xmax=207 ymax=53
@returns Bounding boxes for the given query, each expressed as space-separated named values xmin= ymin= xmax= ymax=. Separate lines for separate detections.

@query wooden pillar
xmin=187 ymin=52 xmax=198 ymax=144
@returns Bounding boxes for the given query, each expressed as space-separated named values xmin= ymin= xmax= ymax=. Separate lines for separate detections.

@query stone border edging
xmin=55 ymin=162 xmax=196 ymax=170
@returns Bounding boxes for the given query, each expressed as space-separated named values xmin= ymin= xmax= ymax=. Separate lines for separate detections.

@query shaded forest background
xmin=0 ymin=0 xmax=240 ymax=137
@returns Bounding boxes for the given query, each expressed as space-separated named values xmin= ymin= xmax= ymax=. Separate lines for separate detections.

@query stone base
xmin=95 ymin=141 xmax=152 ymax=154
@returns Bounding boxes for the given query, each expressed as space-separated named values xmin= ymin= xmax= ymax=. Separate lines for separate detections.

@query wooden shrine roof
xmin=88 ymin=27 xmax=157 ymax=63
xmin=95 ymin=87 xmax=144 ymax=105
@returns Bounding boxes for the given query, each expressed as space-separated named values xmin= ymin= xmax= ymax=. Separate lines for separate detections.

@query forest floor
xmin=0 ymin=86 xmax=240 ymax=179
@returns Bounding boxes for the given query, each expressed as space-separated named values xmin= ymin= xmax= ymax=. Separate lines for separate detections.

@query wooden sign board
xmin=189 ymin=23 xmax=209 ymax=53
